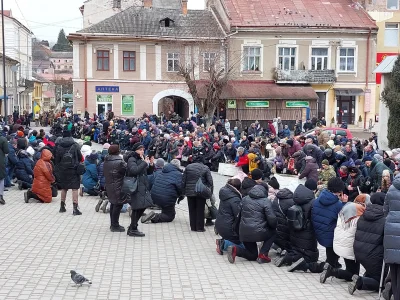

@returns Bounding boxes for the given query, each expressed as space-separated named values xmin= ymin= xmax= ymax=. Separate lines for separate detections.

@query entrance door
xmin=337 ymin=96 xmax=355 ymax=124
xmin=316 ymin=92 xmax=326 ymax=120
xmin=97 ymin=103 xmax=113 ymax=115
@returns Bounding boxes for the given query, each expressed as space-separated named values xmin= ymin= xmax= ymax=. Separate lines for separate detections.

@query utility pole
xmin=1 ymin=0 xmax=7 ymax=124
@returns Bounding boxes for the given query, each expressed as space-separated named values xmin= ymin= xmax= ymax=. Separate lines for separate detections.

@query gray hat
xmin=170 ymin=159 xmax=181 ymax=169
xmin=155 ymin=158 xmax=165 ymax=168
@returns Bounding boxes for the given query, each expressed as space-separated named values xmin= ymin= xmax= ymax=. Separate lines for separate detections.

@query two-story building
xmin=0 ymin=53 xmax=19 ymax=115
xmin=51 ymin=52 xmax=73 ymax=73
xmin=69 ymin=0 xmax=225 ymax=118
xmin=208 ymin=0 xmax=378 ymax=128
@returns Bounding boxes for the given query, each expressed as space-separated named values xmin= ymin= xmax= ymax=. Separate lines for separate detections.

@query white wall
xmin=378 ymin=74 xmax=390 ymax=150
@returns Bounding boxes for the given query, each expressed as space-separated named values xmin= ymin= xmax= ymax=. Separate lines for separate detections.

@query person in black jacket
xmin=215 ymin=178 xmax=243 ymax=255
xmin=240 ymin=169 xmax=263 ymax=197
xmin=182 ymin=147 xmax=213 ymax=232
xmin=142 ymin=159 xmax=183 ymax=224
xmin=227 ymin=184 xmax=277 ymax=264
xmin=124 ymin=143 xmax=153 ymax=237
xmin=272 ymin=188 xmax=294 ymax=253
xmin=54 ymin=129 xmax=83 ymax=215
xmin=348 ymin=192 xmax=389 ymax=295
xmin=276 ymin=185 xmax=324 ymax=273
xmin=104 ymin=144 xmax=127 ymax=232
xmin=346 ymin=166 xmax=364 ymax=202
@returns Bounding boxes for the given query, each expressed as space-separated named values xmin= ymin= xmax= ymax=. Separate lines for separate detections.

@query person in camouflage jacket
xmin=317 ymin=159 xmax=336 ymax=192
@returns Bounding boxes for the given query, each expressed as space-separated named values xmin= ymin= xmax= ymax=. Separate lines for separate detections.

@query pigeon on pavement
xmin=70 ymin=270 xmax=92 ymax=286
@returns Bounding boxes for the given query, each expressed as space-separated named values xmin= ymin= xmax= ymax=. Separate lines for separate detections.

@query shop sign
xmin=286 ymin=101 xmax=309 ymax=108
xmin=96 ymin=95 xmax=112 ymax=103
xmin=227 ymin=100 xmax=236 ymax=109
xmin=95 ymin=86 xmax=119 ymax=93
xmin=121 ymin=95 xmax=134 ymax=115
xmin=245 ymin=101 xmax=269 ymax=108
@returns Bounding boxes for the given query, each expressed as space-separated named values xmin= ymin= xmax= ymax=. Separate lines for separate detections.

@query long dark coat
xmin=104 ymin=155 xmax=127 ymax=205
xmin=272 ymin=188 xmax=294 ymax=251
xmin=0 ymin=136 xmax=9 ymax=179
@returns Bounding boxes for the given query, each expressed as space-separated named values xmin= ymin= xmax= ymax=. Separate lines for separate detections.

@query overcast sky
xmin=4 ymin=0 xmax=205 ymax=42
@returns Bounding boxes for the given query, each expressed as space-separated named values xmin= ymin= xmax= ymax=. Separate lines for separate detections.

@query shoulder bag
xmin=122 ymin=164 xmax=138 ymax=195
xmin=195 ymin=176 xmax=212 ymax=199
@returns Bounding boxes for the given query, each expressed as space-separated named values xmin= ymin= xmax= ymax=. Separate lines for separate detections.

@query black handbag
xmin=122 ymin=176 xmax=138 ymax=195
xmin=51 ymin=183 xmax=58 ymax=197
xmin=206 ymin=202 xmax=218 ymax=220
xmin=195 ymin=177 xmax=212 ymax=199
xmin=76 ymin=163 xmax=86 ymax=175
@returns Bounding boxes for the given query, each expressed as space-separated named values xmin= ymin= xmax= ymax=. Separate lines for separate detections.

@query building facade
xmin=70 ymin=0 xmax=225 ymax=118
xmin=51 ymin=52 xmax=73 ymax=72
xmin=209 ymin=0 xmax=378 ymax=128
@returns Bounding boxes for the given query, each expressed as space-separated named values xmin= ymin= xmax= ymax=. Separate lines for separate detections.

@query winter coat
xmin=322 ymin=153 xmax=336 ymax=166
xmin=125 ymin=151 xmax=153 ymax=210
xmin=333 ymin=204 xmax=361 ymax=260
xmin=15 ymin=150 xmax=34 ymax=183
xmin=239 ymin=185 xmax=277 ymax=242
xmin=346 ymin=171 xmax=364 ymax=202
xmin=355 ymin=203 xmax=385 ymax=275
xmin=31 ymin=149 xmax=55 ymax=203
xmin=293 ymin=151 xmax=306 ymax=174
xmin=370 ymin=161 xmax=392 ymax=192
xmin=240 ymin=177 xmax=257 ymax=197
xmin=288 ymin=141 xmax=302 ymax=157
xmin=54 ymin=137 xmax=83 ymax=190
xmin=82 ymin=158 xmax=98 ymax=191
xmin=303 ymin=144 xmax=323 ymax=167
xmin=345 ymin=150 xmax=358 ymax=162
xmin=182 ymin=162 xmax=213 ymax=198
xmin=104 ymin=155 xmax=127 ymax=205
xmin=215 ymin=184 xmax=242 ymax=243
xmin=6 ymin=143 xmax=17 ymax=169
xmin=247 ymin=153 xmax=259 ymax=173
xmin=0 ymin=136 xmax=9 ymax=179
xmin=151 ymin=164 xmax=183 ymax=207
xmin=299 ymin=157 xmax=319 ymax=182
xmin=318 ymin=166 xmax=336 ymax=188
xmin=384 ymin=175 xmax=400 ymax=264
xmin=272 ymin=188 xmax=294 ymax=251
xmin=289 ymin=185 xmax=319 ymax=263
xmin=312 ymin=189 xmax=345 ymax=247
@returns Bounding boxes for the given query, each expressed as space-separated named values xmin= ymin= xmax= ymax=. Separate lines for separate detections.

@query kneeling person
xmin=142 ymin=159 xmax=183 ymax=223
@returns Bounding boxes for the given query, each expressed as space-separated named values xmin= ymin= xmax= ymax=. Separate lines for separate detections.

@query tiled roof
xmin=78 ymin=7 xmax=225 ymax=39
xmin=50 ymin=52 xmax=73 ymax=59
xmin=223 ymin=0 xmax=376 ymax=29
xmin=153 ymin=0 xmax=182 ymax=9
xmin=197 ymin=80 xmax=318 ymax=100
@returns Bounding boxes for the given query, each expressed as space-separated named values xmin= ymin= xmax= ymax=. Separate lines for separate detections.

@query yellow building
xmin=33 ymin=80 xmax=43 ymax=114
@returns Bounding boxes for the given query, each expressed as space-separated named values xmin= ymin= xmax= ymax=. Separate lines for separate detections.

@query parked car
xmin=297 ymin=127 xmax=353 ymax=139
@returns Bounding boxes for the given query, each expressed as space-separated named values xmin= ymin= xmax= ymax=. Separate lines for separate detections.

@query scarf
xmin=341 ymin=202 xmax=366 ymax=224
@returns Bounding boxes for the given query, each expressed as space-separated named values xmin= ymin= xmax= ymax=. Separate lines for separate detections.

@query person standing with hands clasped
xmin=124 ymin=143 xmax=153 ymax=237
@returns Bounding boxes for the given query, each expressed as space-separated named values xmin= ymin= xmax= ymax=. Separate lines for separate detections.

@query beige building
xmin=69 ymin=0 xmax=225 ymax=118
xmin=208 ymin=0 xmax=378 ymax=128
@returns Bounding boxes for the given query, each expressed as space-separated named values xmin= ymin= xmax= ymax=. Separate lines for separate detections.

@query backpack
xmin=287 ymin=204 xmax=306 ymax=231
xmin=61 ymin=146 xmax=75 ymax=169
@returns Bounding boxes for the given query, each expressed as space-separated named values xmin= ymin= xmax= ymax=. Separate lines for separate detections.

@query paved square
xmin=0 ymin=169 xmax=378 ymax=300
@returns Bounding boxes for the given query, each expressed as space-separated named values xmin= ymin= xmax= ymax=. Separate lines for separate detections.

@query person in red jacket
xmin=235 ymin=147 xmax=249 ymax=174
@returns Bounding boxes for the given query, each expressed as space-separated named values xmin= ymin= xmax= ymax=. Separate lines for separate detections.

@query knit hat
xmin=305 ymin=179 xmax=317 ymax=191
xmin=286 ymin=139 xmax=293 ymax=146
xmin=348 ymin=166 xmax=358 ymax=173
xmin=370 ymin=192 xmax=386 ymax=206
xmin=251 ymin=169 xmax=263 ymax=181
xmin=213 ymin=142 xmax=220 ymax=150
xmin=355 ymin=159 xmax=362 ymax=166
xmin=87 ymin=152 xmax=98 ymax=161
xmin=268 ymin=176 xmax=280 ymax=190
xmin=363 ymin=156 xmax=373 ymax=162
xmin=170 ymin=159 xmax=181 ymax=169
xmin=103 ymin=143 xmax=111 ymax=150
xmin=374 ymin=154 xmax=383 ymax=163
xmin=26 ymin=146 xmax=35 ymax=157
xmin=322 ymin=159 xmax=329 ymax=166
xmin=327 ymin=140 xmax=335 ymax=149
xmin=324 ymin=148 xmax=333 ymax=156
xmin=132 ymin=142 xmax=145 ymax=151
xmin=17 ymin=130 xmax=24 ymax=137
xmin=108 ymin=144 xmax=120 ymax=155
xmin=155 ymin=158 xmax=165 ymax=168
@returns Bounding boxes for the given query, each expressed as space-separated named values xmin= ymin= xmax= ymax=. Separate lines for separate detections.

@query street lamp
xmin=1 ymin=0 xmax=7 ymax=124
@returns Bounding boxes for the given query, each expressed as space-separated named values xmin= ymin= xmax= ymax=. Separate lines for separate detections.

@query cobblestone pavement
xmin=0 ymin=131 xmax=378 ymax=300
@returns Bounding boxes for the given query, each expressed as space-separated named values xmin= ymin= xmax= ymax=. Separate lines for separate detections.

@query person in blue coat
xmin=282 ymin=125 xmax=291 ymax=138
xmin=312 ymin=177 xmax=347 ymax=268
xmin=15 ymin=149 xmax=34 ymax=190
xmin=141 ymin=159 xmax=183 ymax=223
xmin=80 ymin=152 xmax=99 ymax=196
xmin=5 ymin=138 xmax=18 ymax=187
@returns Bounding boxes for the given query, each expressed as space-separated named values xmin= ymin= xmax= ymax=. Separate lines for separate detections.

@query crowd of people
xmin=0 ymin=109 xmax=399 ymax=299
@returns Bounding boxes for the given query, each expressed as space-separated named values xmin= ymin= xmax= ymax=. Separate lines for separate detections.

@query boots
xmin=287 ymin=258 xmax=308 ymax=272
xmin=59 ymin=201 xmax=66 ymax=213
xmin=257 ymin=253 xmax=271 ymax=264
xmin=127 ymin=227 xmax=145 ymax=237
xmin=73 ymin=203 xmax=82 ymax=215
xmin=348 ymin=275 xmax=360 ymax=295
xmin=0 ymin=195 xmax=5 ymax=205
xmin=320 ymin=263 xmax=334 ymax=283
xmin=216 ymin=239 xmax=224 ymax=255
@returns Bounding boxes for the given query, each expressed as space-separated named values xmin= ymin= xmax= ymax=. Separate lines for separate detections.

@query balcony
xmin=275 ymin=69 xmax=336 ymax=84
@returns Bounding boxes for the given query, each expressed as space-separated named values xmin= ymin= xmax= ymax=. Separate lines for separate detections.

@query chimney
xmin=182 ymin=0 xmax=188 ymax=15
xmin=144 ymin=0 xmax=152 ymax=8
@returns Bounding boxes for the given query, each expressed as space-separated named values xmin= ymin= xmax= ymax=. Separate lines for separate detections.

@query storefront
xmin=96 ymin=95 xmax=113 ymax=115
xmin=334 ymin=88 xmax=364 ymax=125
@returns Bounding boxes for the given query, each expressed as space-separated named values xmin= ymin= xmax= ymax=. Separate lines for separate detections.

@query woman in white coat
xmin=320 ymin=194 xmax=370 ymax=284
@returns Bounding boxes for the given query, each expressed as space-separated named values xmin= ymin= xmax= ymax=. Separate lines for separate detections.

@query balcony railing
xmin=275 ymin=69 xmax=336 ymax=83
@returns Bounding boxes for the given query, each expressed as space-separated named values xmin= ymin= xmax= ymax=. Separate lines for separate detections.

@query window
xmin=385 ymin=23 xmax=399 ymax=46
xmin=311 ymin=48 xmax=328 ymax=70
xmin=167 ymin=53 xmax=179 ymax=72
xmin=339 ymin=48 xmax=355 ymax=72
xmin=113 ymin=0 xmax=121 ymax=8
xmin=123 ymin=51 xmax=136 ymax=71
xmin=97 ymin=50 xmax=110 ymax=71
xmin=243 ymin=46 xmax=261 ymax=71
xmin=65 ymin=60 xmax=68 ymax=63
xmin=387 ymin=0 xmax=399 ymax=9
xmin=278 ymin=47 xmax=296 ymax=71
xmin=203 ymin=52 xmax=216 ymax=72
xmin=69 ymin=66 xmax=72 ymax=69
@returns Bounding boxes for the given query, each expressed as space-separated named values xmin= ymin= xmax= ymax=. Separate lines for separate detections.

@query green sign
xmin=121 ymin=95 xmax=134 ymax=115
xmin=286 ymin=101 xmax=309 ymax=108
xmin=96 ymin=95 xmax=112 ymax=103
xmin=246 ymin=101 xmax=269 ymax=108
xmin=227 ymin=100 xmax=236 ymax=109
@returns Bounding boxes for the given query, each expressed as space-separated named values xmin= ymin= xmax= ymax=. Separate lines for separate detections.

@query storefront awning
xmin=334 ymin=88 xmax=364 ymax=96
xmin=196 ymin=81 xmax=318 ymax=100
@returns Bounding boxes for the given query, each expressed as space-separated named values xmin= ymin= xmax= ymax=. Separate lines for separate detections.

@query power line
xmin=14 ymin=0 xmax=30 ymax=29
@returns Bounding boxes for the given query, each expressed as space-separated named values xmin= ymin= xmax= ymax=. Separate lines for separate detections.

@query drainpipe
xmin=84 ymin=36 xmax=88 ymax=113
xmin=364 ymin=28 xmax=371 ymax=129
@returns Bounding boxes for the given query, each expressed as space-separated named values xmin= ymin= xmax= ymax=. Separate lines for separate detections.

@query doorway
xmin=336 ymin=96 xmax=355 ymax=124
xmin=97 ymin=103 xmax=113 ymax=116
xmin=316 ymin=92 xmax=326 ymax=120
xmin=158 ymin=96 xmax=189 ymax=120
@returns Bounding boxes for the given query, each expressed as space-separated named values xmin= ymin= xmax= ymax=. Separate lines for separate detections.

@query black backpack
xmin=286 ymin=204 xmax=306 ymax=231
xmin=61 ymin=146 xmax=75 ymax=169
